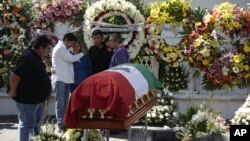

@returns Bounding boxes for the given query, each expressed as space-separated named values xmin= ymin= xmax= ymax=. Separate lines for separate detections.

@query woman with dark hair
xmin=9 ymin=35 xmax=52 ymax=141
xmin=69 ymin=41 xmax=92 ymax=92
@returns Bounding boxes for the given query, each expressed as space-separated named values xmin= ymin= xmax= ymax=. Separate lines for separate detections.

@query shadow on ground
xmin=0 ymin=115 xmax=18 ymax=130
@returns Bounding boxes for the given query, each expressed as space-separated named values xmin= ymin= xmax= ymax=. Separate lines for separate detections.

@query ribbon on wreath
xmin=0 ymin=22 xmax=19 ymax=30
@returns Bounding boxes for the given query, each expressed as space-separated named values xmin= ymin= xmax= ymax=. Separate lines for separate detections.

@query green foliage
xmin=159 ymin=63 xmax=190 ymax=92
xmin=181 ymin=7 xmax=209 ymax=35
xmin=102 ymin=0 xmax=145 ymax=25
xmin=102 ymin=16 xmax=127 ymax=25
xmin=179 ymin=106 xmax=198 ymax=124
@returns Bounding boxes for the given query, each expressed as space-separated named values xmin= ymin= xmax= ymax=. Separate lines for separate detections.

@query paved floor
xmin=0 ymin=116 xmax=163 ymax=141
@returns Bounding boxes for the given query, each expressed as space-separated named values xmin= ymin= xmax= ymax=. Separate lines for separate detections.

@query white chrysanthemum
xmin=159 ymin=115 xmax=164 ymax=119
xmin=170 ymin=100 xmax=174 ymax=104
xmin=83 ymin=0 xmax=145 ymax=59
xmin=165 ymin=113 xmax=169 ymax=117
xmin=147 ymin=113 xmax=151 ymax=117
xmin=173 ymin=112 xmax=178 ymax=117
xmin=152 ymin=113 xmax=156 ymax=117
xmin=242 ymin=118 xmax=247 ymax=123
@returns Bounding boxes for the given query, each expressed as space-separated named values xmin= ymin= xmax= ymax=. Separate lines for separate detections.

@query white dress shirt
xmin=51 ymin=40 xmax=84 ymax=84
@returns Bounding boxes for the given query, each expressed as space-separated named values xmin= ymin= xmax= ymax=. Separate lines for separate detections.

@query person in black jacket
xmin=9 ymin=35 xmax=52 ymax=141
xmin=89 ymin=30 xmax=113 ymax=74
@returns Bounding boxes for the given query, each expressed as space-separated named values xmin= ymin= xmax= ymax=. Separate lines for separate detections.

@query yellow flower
xmin=232 ymin=21 xmax=240 ymax=28
xmin=159 ymin=15 xmax=167 ymax=24
xmin=169 ymin=52 xmax=177 ymax=61
xmin=150 ymin=9 xmax=159 ymax=18
xmin=197 ymin=55 xmax=203 ymax=61
xmin=243 ymin=41 xmax=250 ymax=52
xmin=161 ymin=13 xmax=170 ymax=22
xmin=188 ymin=57 xmax=193 ymax=62
xmin=233 ymin=54 xmax=244 ymax=63
xmin=244 ymin=65 xmax=249 ymax=71
xmin=202 ymin=60 xmax=209 ymax=65
xmin=195 ymin=22 xmax=202 ymax=27
xmin=200 ymin=47 xmax=210 ymax=57
xmin=244 ymin=74 xmax=250 ymax=79
xmin=160 ymin=2 xmax=168 ymax=9
xmin=193 ymin=37 xmax=203 ymax=47
xmin=163 ymin=47 xmax=172 ymax=52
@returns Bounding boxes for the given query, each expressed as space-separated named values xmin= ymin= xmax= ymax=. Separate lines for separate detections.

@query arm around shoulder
xmin=58 ymin=47 xmax=84 ymax=62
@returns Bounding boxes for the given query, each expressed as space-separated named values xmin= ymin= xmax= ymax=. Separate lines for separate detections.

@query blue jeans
xmin=16 ymin=102 xmax=45 ymax=141
xmin=54 ymin=81 xmax=71 ymax=127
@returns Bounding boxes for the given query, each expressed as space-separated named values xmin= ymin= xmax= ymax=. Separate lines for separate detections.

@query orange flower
xmin=13 ymin=6 xmax=21 ymax=13
xmin=242 ymin=10 xmax=250 ymax=22
xmin=3 ymin=18 xmax=10 ymax=25
xmin=12 ymin=28 xmax=19 ymax=34
xmin=146 ymin=16 xmax=152 ymax=23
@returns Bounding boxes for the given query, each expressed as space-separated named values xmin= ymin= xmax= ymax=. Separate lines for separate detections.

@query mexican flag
xmin=64 ymin=63 xmax=162 ymax=127
xmin=107 ymin=63 xmax=162 ymax=99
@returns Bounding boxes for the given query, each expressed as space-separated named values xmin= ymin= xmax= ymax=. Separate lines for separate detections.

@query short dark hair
xmin=110 ymin=33 xmax=123 ymax=43
xmin=92 ymin=29 xmax=103 ymax=36
xmin=32 ymin=35 xmax=51 ymax=49
xmin=63 ymin=33 xmax=77 ymax=41
xmin=104 ymin=35 xmax=110 ymax=43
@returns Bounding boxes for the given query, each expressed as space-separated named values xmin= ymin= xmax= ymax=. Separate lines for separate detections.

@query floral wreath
xmin=29 ymin=0 xmax=84 ymax=44
xmin=83 ymin=0 xmax=145 ymax=59
xmin=183 ymin=2 xmax=250 ymax=90
xmin=0 ymin=0 xmax=32 ymax=88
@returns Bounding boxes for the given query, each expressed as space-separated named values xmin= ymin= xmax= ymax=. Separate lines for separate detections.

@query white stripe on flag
xmin=107 ymin=65 xmax=149 ymax=99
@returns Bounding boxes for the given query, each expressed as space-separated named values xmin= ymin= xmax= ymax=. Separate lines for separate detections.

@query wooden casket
xmin=64 ymin=63 xmax=162 ymax=129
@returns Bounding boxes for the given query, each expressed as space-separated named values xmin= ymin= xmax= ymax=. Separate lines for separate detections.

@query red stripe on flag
xmin=64 ymin=71 xmax=136 ymax=127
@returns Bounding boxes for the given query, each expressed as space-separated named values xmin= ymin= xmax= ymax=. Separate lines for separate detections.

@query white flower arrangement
xmin=176 ymin=102 xmax=230 ymax=140
xmin=232 ymin=111 xmax=250 ymax=125
xmin=146 ymin=88 xmax=178 ymax=127
xmin=83 ymin=0 xmax=145 ymax=59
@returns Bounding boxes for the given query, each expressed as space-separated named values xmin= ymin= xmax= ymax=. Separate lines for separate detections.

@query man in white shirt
xmin=51 ymin=33 xmax=83 ymax=132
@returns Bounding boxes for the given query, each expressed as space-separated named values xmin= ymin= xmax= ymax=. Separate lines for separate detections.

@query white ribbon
xmin=0 ymin=35 xmax=8 ymax=43
xmin=35 ymin=29 xmax=57 ymax=36
xmin=0 ymin=22 xmax=19 ymax=30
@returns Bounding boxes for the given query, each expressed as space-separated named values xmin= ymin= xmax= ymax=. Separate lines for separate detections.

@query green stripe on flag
xmin=122 ymin=63 xmax=163 ymax=90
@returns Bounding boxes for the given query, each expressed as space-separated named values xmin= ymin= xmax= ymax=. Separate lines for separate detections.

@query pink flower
xmin=73 ymin=8 xmax=79 ymax=14
xmin=54 ymin=11 xmax=60 ymax=16
xmin=60 ymin=10 xmax=65 ymax=16
xmin=47 ymin=27 xmax=52 ymax=32
xmin=3 ymin=49 xmax=10 ymax=56
xmin=52 ymin=2 xmax=58 ymax=8
xmin=65 ymin=8 xmax=72 ymax=16
xmin=38 ymin=14 xmax=44 ymax=20
xmin=34 ymin=22 xmax=40 ymax=27
xmin=45 ymin=11 xmax=52 ymax=18
xmin=34 ymin=3 xmax=39 ymax=9
xmin=48 ymin=6 xmax=55 ymax=12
